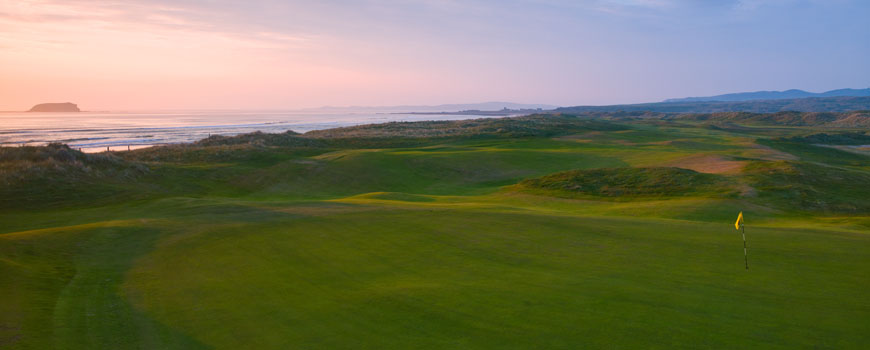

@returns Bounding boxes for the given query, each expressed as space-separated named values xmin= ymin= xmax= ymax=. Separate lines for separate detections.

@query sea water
xmin=0 ymin=110 xmax=504 ymax=152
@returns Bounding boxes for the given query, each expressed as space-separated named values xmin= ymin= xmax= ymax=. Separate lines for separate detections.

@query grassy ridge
xmin=555 ymin=96 xmax=870 ymax=114
xmin=672 ymin=111 xmax=870 ymax=127
xmin=743 ymin=161 xmax=870 ymax=213
xmin=780 ymin=131 xmax=870 ymax=145
xmin=517 ymin=167 xmax=733 ymax=199
xmin=1 ymin=113 xmax=869 ymax=349
xmin=0 ymin=144 xmax=150 ymax=208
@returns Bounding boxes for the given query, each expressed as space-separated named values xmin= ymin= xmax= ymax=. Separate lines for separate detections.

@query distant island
xmin=28 ymin=102 xmax=80 ymax=112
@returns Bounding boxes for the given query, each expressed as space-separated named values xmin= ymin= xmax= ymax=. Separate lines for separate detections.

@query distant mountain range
xmin=664 ymin=88 xmax=870 ymax=103
xmin=556 ymin=96 xmax=870 ymax=114
xmin=309 ymin=102 xmax=557 ymax=113
xmin=329 ymin=89 xmax=870 ymax=115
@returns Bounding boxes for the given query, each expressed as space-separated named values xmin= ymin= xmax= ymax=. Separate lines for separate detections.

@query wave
xmin=0 ymin=111 xmax=510 ymax=151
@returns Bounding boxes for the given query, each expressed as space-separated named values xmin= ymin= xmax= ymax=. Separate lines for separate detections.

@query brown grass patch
xmin=662 ymin=154 xmax=747 ymax=174
xmin=746 ymin=143 xmax=798 ymax=160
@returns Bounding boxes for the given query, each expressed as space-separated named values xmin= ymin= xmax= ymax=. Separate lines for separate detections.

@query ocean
xmin=0 ymin=110 xmax=505 ymax=153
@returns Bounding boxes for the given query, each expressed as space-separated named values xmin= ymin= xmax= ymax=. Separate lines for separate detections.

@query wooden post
xmin=742 ymin=225 xmax=748 ymax=270
xmin=107 ymin=146 xmax=110 ymax=152
xmin=128 ymin=145 xmax=130 ymax=151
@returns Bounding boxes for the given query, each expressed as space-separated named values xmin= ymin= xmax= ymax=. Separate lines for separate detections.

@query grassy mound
xmin=673 ymin=111 xmax=870 ymax=127
xmin=780 ymin=131 xmax=870 ymax=145
xmin=365 ymin=192 xmax=436 ymax=202
xmin=303 ymin=114 xmax=628 ymax=138
xmin=517 ymin=167 xmax=732 ymax=199
xmin=0 ymin=144 xmax=149 ymax=208
xmin=144 ymin=115 xmax=630 ymax=155
xmin=0 ymin=143 xmax=147 ymax=185
xmin=743 ymin=161 xmax=870 ymax=213
xmin=195 ymin=130 xmax=326 ymax=147
xmin=758 ymin=138 xmax=870 ymax=167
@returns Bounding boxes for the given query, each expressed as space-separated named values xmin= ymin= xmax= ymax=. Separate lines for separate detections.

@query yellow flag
xmin=735 ymin=211 xmax=743 ymax=230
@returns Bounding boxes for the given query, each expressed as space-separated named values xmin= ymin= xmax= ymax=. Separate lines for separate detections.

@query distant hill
xmin=555 ymin=96 xmax=870 ymax=114
xmin=664 ymin=88 xmax=870 ymax=103
xmin=671 ymin=111 xmax=870 ymax=128
xmin=28 ymin=102 xmax=80 ymax=112
xmin=309 ymin=102 xmax=558 ymax=113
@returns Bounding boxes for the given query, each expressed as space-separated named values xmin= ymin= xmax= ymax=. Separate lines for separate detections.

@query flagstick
xmin=742 ymin=225 xmax=748 ymax=270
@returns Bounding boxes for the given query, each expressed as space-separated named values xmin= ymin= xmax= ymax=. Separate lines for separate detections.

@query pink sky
xmin=0 ymin=1 xmax=418 ymax=110
xmin=1 ymin=0 xmax=867 ymax=110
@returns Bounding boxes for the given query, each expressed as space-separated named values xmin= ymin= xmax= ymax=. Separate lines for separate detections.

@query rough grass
xmin=758 ymin=138 xmax=870 ymax=168
xmin=517 ymin=167 xmax=734 ymax=199
xmin=660 ymin=154 xmax=746 ymax=174
xmin=303 ymin=114 xmax=628 ymax=138
xmin=675 ymin=111 xmax=846 ymax=126
xmin=0 ymin=143 xmax=147 ymax=185
xmin=743 ymin=161 xmax=870 ymax=213
xmin=0 ymin=144 xmax=150 ymax=209
xmin=780 ymin=131 xmax=870 ymax=145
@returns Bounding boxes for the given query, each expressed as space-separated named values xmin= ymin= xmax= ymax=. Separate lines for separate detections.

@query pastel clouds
xmin=0 ymin=0 xmax=867 ymax=110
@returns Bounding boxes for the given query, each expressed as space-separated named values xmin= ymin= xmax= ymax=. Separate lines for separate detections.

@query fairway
xmin=2 ymin=115 xmax=869 ymax=349
xmin=126 ymin=205 xmax=869 ymax=349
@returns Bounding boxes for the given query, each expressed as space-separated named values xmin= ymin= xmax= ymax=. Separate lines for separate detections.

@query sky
xmin=0 ymin=0 xmax=868 ymax=110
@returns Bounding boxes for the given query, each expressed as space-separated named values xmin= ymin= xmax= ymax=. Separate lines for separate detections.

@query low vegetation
xmin=743 ymin=161 xmax=870 ymax=213
xmin=780 ymin=131 xmax=870 ymax=145
xmin=0 ymin=143 xmax=145 ymax=183
xmin=517 ymin=167 xmax=733 ymax=199
xmin=0 ymin=144 xmax=149 ymax=207
xmin=672 ymin=110 xmax=870 ymax=127
xmin=555 ymin=96 xmax=870 ymax=113
xmin=303 ymin=114 xmax=628 ymax=138
xmin=758 ymin=138 xmax=870 ymax=167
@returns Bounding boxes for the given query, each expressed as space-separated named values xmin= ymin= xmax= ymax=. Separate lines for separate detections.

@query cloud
xmin=731 ymin=0 xmax=852 ymax=11
xmin=0 ymin=0 xmax=314 ymax=53
xmin=599 ymin=0 xmax=674 ymax=8
xmin=575 ymin=0 xmax=679 ymax=18
xmin=733 ymin=0 xmax=791 ymax=11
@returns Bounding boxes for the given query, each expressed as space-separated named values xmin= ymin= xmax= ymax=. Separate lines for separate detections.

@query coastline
xmin=0 ymin=111 xmax=535 ymax=153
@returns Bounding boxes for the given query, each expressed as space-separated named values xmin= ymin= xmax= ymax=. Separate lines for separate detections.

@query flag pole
xmin=742 ymin=224 xmax=748 ymax=270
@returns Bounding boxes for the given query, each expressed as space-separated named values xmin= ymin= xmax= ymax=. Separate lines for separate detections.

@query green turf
xmin=1 ymin=116 xmax=868 ymax=349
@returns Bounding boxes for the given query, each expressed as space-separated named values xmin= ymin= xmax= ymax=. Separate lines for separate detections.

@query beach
xmin=0 ymin=110 xmax=517 ymax=152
